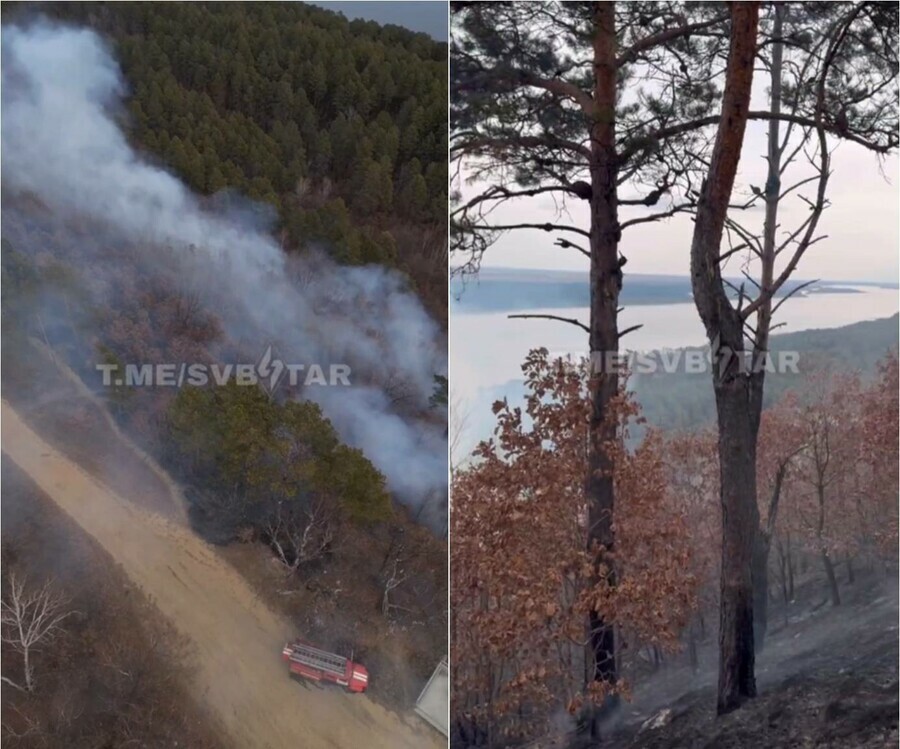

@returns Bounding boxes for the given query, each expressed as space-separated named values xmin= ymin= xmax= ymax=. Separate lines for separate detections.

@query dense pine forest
xmin=12 ymin=1 xmax=448 ymax=316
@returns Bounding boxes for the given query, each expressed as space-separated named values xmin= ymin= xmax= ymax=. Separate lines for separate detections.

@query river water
xmin=450 ymin=286 xmax=899 ymax=453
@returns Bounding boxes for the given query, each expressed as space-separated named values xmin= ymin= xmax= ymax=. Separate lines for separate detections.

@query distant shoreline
xmin=453 ymin=313 xmax=900 ymax=456
xmin=451 ymin=267 xmax=898 ymax=314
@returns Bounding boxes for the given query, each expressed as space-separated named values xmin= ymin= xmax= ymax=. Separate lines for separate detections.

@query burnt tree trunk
xmin=755 ymin=457 xmax=790 ymax=649
xmin=714 ymin=375 xmax=763 ymax=709
xmin=752 ymin=531 xmax=770 ymax=651
xmin=786 ymin=533 xmax=795 ymax=599
xmin=586 ymin=2 xmax=621 ymax=737
xmin=689 ymin=624 xmax=700 ymax=674
xmin=776 ymin=536 xmax=790 ymax=604
xmin=822 ymin=550 xmax=841 ymax=606
xmin=687 ymin=2 xmax=761 ymax=716
xmin=814 ymin=481 xmax=840 ymax=606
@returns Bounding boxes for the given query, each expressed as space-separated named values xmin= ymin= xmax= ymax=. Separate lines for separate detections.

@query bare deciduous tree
xmin=264 ymin=497 xmax=335 ymax=573
xmin=380 ymin=545 xmax=410 ymax=619
xmin=1 ymin=572 xmax=72 ymax=693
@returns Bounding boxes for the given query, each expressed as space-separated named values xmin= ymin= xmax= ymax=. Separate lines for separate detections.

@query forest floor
xmin=601 ymin=574 xmax=899 ymax=748
xmin=1 ymin=399 xmax=442 ymax=749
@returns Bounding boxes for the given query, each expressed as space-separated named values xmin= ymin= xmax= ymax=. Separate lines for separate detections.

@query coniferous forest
xmin=36 ymin=1 xmax=449 ymax=313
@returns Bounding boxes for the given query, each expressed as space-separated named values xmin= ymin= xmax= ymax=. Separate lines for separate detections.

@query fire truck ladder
xmin=288 ymin=643 xmax=349 ymax=677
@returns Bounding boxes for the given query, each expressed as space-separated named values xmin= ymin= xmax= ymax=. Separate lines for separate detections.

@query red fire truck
xmin=281 ymin=639 xmax=369 ymax=693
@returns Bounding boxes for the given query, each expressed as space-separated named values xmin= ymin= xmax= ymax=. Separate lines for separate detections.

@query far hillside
xmin=461 ymin=314 xmax=899 ymax=453
xmin=450 ymin=266 xmax=896 ymax=314
xmin=631 ymin=313 xmax=900 ymax=432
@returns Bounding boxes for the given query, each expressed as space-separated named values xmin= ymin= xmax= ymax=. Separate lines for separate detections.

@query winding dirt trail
xmin=2 ymin=400 xmax=442 ymax=749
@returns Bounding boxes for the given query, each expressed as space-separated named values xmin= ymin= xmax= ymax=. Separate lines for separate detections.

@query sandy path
xmin=27 ymin=336 xmax=190 ymax=523
xmin=2 ymin=400 xmax=442 ymax=749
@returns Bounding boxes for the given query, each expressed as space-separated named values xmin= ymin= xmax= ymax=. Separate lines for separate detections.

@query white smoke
xmin=1 ymin=21 xmax=447 ymax=521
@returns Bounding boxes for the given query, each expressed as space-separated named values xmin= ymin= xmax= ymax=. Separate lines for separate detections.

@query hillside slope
xmin=15 ymin=1 xmax=448 ymax=317
xmin=2 ymin=401 xmax=441 ymax=749
xmin=462 ymin=315 xmax=899 ymax=447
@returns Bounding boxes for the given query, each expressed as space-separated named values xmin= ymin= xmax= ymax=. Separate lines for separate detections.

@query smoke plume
xmin=1 ymin=21 xmax=447 ymax=523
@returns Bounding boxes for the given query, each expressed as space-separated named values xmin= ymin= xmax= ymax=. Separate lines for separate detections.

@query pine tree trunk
xmin=754 ymin=460 xmax=788 ymax=651
xmin=846 ymin=556 xmax=855 ymax=584
xmin=585 ymin=3 xmax=621 ymax=737
xmin=685 ymin=3 xmax=761 ymax=715
xmin=750 ymin=5 xmax=784 ymax=658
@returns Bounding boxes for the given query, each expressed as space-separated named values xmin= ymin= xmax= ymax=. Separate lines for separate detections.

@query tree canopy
xmin=167 ymin=381 xmax=392 ymax=541
xmin=36 ymin=1 xmax=448 ymax=277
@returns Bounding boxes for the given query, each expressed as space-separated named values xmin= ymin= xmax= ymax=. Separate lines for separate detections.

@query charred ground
xmin=603 ymin=571 xmax=898 ymax=749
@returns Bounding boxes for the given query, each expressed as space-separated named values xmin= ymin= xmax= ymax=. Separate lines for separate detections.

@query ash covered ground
xmin=603 ymin=573 xmax=898 ymax=749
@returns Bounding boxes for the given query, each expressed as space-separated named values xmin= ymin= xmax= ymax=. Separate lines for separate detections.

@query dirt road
xmin=2 ymin=400 xmax=442 ymax=749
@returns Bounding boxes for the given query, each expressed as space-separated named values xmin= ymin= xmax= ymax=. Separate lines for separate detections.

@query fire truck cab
xmin=281 ymin=639 xmax=369 ymax=693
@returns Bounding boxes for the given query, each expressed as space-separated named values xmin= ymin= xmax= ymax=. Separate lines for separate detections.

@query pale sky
xmin=311 ymin=1 xmax=447 ymax=40
xmin=457 ymin=86 xmax=900 ymax=284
